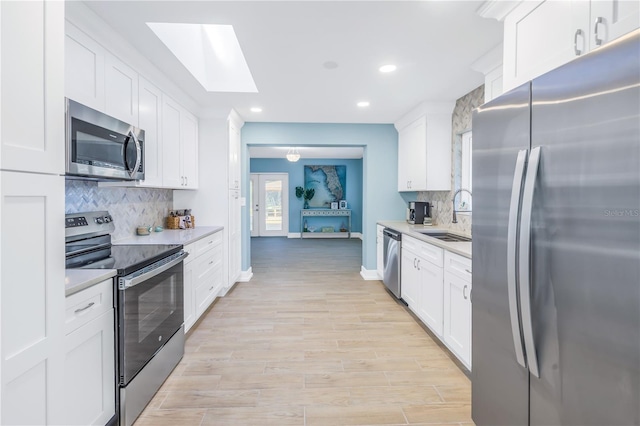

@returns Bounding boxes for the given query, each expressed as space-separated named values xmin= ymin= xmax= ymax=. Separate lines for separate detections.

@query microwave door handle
xmin=128 ymin=130 xmax=142 ymax=178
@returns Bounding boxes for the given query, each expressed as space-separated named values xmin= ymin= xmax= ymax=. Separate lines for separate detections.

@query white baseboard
xmin=238 ymin=268 xmax=253 ymax=282
xmin=360 ymin=266 xmax=382 ymax=281
xmin=288 ymin=232 xmax=362 ymax=239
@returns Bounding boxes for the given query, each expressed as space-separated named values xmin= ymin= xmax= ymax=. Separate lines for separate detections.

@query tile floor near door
xmin=135 ymin=238 xmax=473 ymax=426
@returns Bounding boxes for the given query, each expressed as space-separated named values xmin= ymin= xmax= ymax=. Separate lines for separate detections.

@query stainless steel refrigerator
xmin=471 ymin=29 xmax=639 ymax=426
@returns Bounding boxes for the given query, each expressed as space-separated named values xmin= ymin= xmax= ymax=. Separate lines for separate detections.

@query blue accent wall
xmin=250 ymin=158 xmax=363 ymax=233
xmin=241 ymin=123 xmax=408 ymax=272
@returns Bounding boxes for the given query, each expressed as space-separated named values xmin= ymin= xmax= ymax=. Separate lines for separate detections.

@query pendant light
xmin=286 ymin=147 xmax=300 ymax=162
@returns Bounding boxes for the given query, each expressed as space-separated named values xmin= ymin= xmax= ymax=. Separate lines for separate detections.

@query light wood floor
xmin=134 ymin=237 xmax=472 ymax=426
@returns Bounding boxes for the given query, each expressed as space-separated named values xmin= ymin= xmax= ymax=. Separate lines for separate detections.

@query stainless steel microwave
xmin=66 ymin=98 xmax=145 ymax=181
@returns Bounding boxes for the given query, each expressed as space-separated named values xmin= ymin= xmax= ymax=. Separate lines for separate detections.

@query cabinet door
xmin=228 ymin=120 xmax=241 ymax=189
xmin=64 ymin=22 xmax=105 ymax=112
xmin=228 ymin=190 xmax=242 ymax=285
xmin=162 ymin=95 xmax=182 ymax=188
xmin=503 ymin=0 xmax=589 ymax=92
xmin=105 ymin=53 xmax=139 ymax=126
xmin=590 ymin=0 xmax=640 ymax=49
xmin=181 ymin=110 xmax=199 ymax=189
xmin=397 ymin=117 xmax=427 ymax=191
xmin=138 ymin=77 xmax=163 ymax=187
xmin=444 ymin=272 xmax=472 ymax=368
xmin=1 ymin=0 xmax=64 ymax=174
xmin=64 ymin=309 xmax=115 ymax=425
xmin=376 ymin=225 xmax=384 ymax=279
xmin=1 ymin=172 xmax=65 ymax=425
xmin=184 ymin=261 xmax=195 ymax=332
xmin=400 ymin=249 xmax=419 ymax=310
xmin=417 ymin=258 xmax=444 ymax=337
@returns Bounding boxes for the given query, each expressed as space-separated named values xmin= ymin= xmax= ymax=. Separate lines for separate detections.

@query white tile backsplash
xmin=65 ymin=180 xmax=172 ymax=242
xmin=417 ymin=84 xmax=484 ymax=236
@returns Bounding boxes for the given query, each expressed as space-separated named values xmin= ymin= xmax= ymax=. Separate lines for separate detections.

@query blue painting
xmin=304 ymin=165 xmax=346 ymax=208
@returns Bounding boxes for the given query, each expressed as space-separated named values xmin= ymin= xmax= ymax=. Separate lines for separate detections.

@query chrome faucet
xmin=452 ymin=188 xmax=472 ymax=224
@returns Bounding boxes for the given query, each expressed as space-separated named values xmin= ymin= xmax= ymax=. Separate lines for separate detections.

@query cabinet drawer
xmin=402 ymin=235 xmax=422 ymax=253
xmin=196 ymin=244 xmax=223 ymax=279
xmin=444 ymin=251 xmax=472 ymax=282
xmin=65 ymin=279 xmax=113 ymax=335
xmin=417 ymin=240 xmax=443 ymax=267
xmin=195 ymin=231 xmax=222 ymax=257
xmin=195 ymin=268 xmax=223 ymax=316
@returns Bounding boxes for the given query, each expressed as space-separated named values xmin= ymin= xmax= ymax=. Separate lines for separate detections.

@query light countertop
xmin=65 ymin=226 xmax=223 ymax=298
xmin=65 ymin=269 xmax=117 ymax=297
xmin=114 ymin=226 xmax=223 ymax=246
xmin=377 ymin=221 xmax=472 ymax=259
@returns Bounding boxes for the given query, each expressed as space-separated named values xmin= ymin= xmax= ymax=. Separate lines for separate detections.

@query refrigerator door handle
xmin=518 ymin=146 xmax=542 ymax=378
xmin=507 ymin=149 xmax=528 ymax=369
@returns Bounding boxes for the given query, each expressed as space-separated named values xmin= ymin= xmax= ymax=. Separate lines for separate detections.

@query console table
xmin=300 ymin=209 xmax=351 ymax=238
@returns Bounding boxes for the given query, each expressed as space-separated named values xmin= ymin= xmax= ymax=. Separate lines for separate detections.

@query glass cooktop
xmin=67 ymin=244 xmax=183 ymax=276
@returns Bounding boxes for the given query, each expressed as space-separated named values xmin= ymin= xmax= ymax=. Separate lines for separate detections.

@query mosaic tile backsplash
xmin=417 ymin=84 xmax=484 ymax=236
xmin=65 ymin=180 xmax=173 ymax=242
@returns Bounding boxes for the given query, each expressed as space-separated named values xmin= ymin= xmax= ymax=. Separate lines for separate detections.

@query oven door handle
xmin=120 ymin=252 xmax=188 ymax=289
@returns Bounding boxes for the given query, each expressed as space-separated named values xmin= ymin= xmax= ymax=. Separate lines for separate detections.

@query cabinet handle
xmin=185 ymin=176 xmax=188 ymax=186
xmin=413 ymin=258 xmax=417 ymax=268
xmin=594 ymin=17 xmax=604 ymax=46
xmin=209 ymin=286 xmax=214 ymax=291
xmin=463 ymin=285 xmax=468 ymax=300
xmin=465 ymin=268 xmax=472 ymax=274
xmin=417 ymin=259 xmax=421 ymax=271
xmin=74 ymin=302 xmax=95 ymax=314
xmin=574 ymin=29 xmax=583 ymax=56
xmin=209 ymin=260 xmax=214 ymax=265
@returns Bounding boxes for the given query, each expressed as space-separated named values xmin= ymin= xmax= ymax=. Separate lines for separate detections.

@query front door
xmin=250 ymin=173 xmax=289 ymax=237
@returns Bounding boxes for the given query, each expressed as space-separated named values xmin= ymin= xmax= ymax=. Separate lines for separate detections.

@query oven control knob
xmin=103 ymin=216 xmax=111 ymax=223
xmin=95 ymin=217 xmax=104 ymax=224
xmin=106 ymin=215 xmax=113 ymax=223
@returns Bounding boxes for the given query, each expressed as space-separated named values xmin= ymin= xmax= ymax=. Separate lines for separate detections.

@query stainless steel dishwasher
xmin=382 ymin=228 xmax=401 ymax=299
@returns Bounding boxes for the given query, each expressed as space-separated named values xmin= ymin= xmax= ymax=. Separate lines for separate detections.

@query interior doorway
xmin=250 ymin=173 xmax=289 ymax=237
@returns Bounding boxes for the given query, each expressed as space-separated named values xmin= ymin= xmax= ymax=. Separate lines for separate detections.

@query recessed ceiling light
xmin=357 ymin=101 xmax=370 ymax=108
xmin=323 ymin=61 xmax=339 ymax=70
xmin=250 ymin=107 xmax=262 ymax=113
xmin=147 ymin=22 xmax=257 ymax=93
xmin=379 ymin=64 xmax=397 ymax=73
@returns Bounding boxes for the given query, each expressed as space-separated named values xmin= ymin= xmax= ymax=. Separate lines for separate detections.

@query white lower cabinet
xmin=64 ymin=279 xmax=115 ymax=425
xmin=400 ymin=234 xmax=471 ymax=369
xmin=400 ymin=246 xmax=420 ymax=310
xmin=184 ymin=231 xmax=224 ymax=332
xmin=443 ymin=251 xmax=472 ymax=369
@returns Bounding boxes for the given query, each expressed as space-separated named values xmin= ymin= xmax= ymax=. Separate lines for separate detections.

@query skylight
xmin=147 ymin=22 xmax=257 ymax=93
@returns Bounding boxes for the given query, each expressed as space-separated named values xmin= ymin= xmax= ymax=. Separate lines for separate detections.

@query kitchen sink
xmin=415 ymin=231 xmax=472 ymax=242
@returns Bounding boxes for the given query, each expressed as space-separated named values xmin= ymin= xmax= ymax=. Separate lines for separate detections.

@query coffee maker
xmin=407 ymin=201 xmax=431 ymax=225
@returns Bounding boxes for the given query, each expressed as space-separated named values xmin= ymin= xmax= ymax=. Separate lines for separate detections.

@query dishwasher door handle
xmin=383 ymin=229 xmax=400 ymax=240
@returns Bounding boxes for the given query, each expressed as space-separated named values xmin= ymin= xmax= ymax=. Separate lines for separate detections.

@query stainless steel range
xmin=65 ymin=211 xmax=188 ymax=426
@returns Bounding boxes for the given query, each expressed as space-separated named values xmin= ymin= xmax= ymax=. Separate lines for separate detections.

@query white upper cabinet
xmin=395 ymin=104 xmax=453 ymax=192
xmin=590 ymin=0 xmax=640 ymax=47
xmin=397 ymin=116 xmax=427 ymax=191
xmin=228 ymin=115 xmax=241 ymax=190
xmin=181 ymin=110 xmax=199 ymax=189
xmin=65 ymin=22 xmax=105 ymax=112
xmin=137 ymin=77 xmax=163 ymax=187
xmin=162 ymin=95 xmax=182 ymax=188
xmin=161 ymin=95 xmax=199 ymax=189
xmin=503 ymin=0 xmax=639 ymax=92
xmin=105 ymin=53 xmax=139 ymax=126
xmin=1 ymin=0 xmax=64 ymax=175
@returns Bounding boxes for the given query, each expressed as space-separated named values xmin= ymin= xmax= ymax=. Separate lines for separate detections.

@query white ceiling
xmin=83 ymin=1 xmax=503 ymax=124
xmin=249 ymin=146 xmax=363 ymax=159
